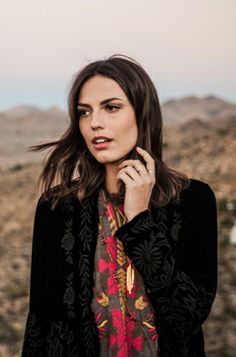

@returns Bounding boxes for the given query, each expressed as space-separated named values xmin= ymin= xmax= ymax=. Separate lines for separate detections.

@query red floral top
xmin=90 ymin=188 xmax=158 ymax=356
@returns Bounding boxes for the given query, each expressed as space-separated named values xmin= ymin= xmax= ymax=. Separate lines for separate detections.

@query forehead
xmin=78 ymin=75 xmax=127 ymax=102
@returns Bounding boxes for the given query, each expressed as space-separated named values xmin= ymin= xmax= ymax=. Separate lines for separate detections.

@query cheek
xmin=79 ymin=121 xmax=88 ymax=140
xmin=123 ymin=116 xmax=138 ymax=138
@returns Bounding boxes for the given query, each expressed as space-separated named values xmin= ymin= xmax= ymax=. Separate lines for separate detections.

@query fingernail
xmin=136 ymin=146 xmax=142 ymax=150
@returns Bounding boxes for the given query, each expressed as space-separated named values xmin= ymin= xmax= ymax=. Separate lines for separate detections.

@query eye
xmin=78 ymin=109 xmax=90 ymax=118
xmin=106 ymin=104 xmax=120 ymax=112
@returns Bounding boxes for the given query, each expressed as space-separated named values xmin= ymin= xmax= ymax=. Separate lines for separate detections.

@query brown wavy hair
xmin=28 ymin=53 xmax=190 ymax=209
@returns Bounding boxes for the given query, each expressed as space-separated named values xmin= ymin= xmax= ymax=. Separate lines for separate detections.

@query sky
xmin=0 ymin=0 xmax=235 ymax=111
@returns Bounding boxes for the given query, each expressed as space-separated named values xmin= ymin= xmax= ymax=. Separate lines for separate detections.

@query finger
xmin=118 ymin=159 xmax=142 ymax=168
xmin=117 ymin=171 xmax=135 ymax=185
xmin=136 ymin=147 xmax=155 ymax=175
xmin=118 ymin=166 xmax=143 ymax=182
xmin=118 ymin=160 xmax=148 ymax=175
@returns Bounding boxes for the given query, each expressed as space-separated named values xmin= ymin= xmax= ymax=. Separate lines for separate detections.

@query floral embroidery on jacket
xmin=61 ymin=218 xmax=75 ymax=264
xmin=61 ymin=206 xmax=76 ymax=319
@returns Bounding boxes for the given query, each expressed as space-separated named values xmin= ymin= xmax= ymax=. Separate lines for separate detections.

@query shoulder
xmin=35 ymin=180 xmax=102 ymax=218
xmin=178 ymin=178 xmax=217 ymax=213
xmin=183 ymin=178 xmax=216 ymax=199
xmin=35 ymin=180 xmax=79 ymax=216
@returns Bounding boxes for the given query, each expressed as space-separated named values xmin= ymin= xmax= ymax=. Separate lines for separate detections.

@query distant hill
xmin=0 ymin=105 xmax=68 ymax=168
xmin=0 ymin=105 xmax=65 ymax=120
xmin=162 ymin=95 xmax=236 ymax=125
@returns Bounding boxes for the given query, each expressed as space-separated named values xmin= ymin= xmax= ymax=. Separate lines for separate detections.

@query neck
xmin=105 ymin=163 xmax=121 ymax=195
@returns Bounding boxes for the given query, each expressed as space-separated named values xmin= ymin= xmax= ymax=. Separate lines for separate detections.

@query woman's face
xmin=78 ymin=75 xmax=138 ymax=166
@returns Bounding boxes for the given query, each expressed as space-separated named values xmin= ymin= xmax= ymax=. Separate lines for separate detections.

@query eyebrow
xmin=77 ymin=97 xmax=123 ymax=108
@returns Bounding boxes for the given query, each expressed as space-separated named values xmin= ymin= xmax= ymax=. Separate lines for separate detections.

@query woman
xmin=21 ymin=54 xmax=218 ymax=356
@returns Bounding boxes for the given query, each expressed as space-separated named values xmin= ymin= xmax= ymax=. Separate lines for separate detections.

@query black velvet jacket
xmin=21 ymin=178 xmax=218 ymax=357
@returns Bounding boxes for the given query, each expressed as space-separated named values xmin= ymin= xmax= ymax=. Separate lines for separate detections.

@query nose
xmin=90 ymin=109 xmax=104 ymax=130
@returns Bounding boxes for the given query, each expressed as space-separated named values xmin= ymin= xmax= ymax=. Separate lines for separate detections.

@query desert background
xmin=0 ymin=96 xmax=236 ymax=356
xmin=1 ymin=0 xmax=236 ymax=355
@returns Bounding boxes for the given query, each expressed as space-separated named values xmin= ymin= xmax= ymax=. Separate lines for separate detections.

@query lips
xmin=92 ymin=136 xmax=112 ymax=144
xmin=91 ymin=135 xmax=113 ymax=151
xmin=92 ymin=140 xmax=113 ymax=150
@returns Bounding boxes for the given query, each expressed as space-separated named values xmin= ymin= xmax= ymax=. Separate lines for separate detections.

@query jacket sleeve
xmin=114 ymin=183 xmax=218 ymax=339
xmin=21 ymin=194 xmax=50 ymax=356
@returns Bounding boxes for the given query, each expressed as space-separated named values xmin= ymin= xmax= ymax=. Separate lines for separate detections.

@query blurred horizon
xmin=1 ymin=92 xmax=236 ymax=113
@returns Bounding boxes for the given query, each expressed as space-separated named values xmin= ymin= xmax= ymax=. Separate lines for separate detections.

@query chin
xmin=93 ymin=152 xmax=126 ymax=165
xmin=97 ymin=157 xmax=123 ymax=165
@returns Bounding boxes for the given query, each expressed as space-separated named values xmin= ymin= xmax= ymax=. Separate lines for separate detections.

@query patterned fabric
xmin=91 ymin=188 xmax=158 ymax=356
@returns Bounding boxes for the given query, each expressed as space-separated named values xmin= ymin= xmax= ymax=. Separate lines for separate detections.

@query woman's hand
xmin=117 ymin=147 xmax=156 ymax=221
